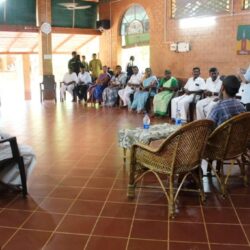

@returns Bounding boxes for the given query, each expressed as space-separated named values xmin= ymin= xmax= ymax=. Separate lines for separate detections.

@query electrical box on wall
xmin=177 ymin=42 xmax=190 ymax=52
xmin=169 ymin=42 xmax=191 ymax=53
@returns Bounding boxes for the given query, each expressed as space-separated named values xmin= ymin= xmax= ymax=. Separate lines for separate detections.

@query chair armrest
xmin=132 ymin=142 xmax=159 ymax=153
xmin=0 ymin=137 xmax=20 ymax=159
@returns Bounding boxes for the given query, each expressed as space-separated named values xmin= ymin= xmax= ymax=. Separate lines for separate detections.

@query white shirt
xmin=244 ymin=66 xmax=250 ymax=82
xmin=111 ymin=72 xmax=127 ymax=85
xmin=205 ymin=77 xmax=222 ymax=94
xmin=128 ymin=73 xmax=143 ymax=85
xmin=184 ymin=77 xmax=206 ymax=91
xmin=63 ymin=72 xmax=78 ymax=84
xmin=78 ymin=72 xmax=92 ymax=84
xmin=238 ymin=83 xmax=250 ymax=104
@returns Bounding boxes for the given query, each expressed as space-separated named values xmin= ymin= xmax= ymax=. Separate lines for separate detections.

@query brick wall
xmin=99 ymin=0 xmax=250 ymax=79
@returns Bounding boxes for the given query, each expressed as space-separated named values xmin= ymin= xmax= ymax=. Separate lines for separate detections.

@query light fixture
xmin=179 ymin=16 xmax=216 ymax=29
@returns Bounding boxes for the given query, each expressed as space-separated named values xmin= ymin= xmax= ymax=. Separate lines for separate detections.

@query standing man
xmin=238 ymin=64 xmax=250 ymax=111
xmin=171 ymin=67 xmax=206 ymax=122
xmin=118 ymin=66 xmax=143 ymax=108
xmin=81 ymin=55 xmax=89 ymax=71
xmin=74 ymin=64 xmax=92 ymax=103
xmin=126 ymin=56 xmax=135 ymax=81
xmin=89 ymin=53 xmax=102 ymax=80
xmin=196 ymin=68 xmax=222 ymax=119
xmin=60 ymin=67 xmax=78 ymax=102
xmin=68 ymin=51 xmax=81 ymax=75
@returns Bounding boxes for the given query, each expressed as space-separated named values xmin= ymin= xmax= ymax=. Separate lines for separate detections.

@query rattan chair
xmin=203 ymin=112 xmax=250 ymax=196
xmin=127 ymin=120 xmax=214 ymax=218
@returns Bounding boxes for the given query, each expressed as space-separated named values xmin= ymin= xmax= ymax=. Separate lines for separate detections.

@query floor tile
xmin=43 ymin=233 xmax=88 ymax=250
xmin=7 ymin=196 xmax=43 ymax=211
xmin=69 ymin=200 xmax=103 ymax=216
xmin=135 ymin=204 xmax=168 ymax=221
xmin=28 ymin=184 xmax=56 ymax=197
xmin=231 ymin=195 xmax=250 ymax=208
xmin=237 ymin=208 xmax=250 ymax=224
xmin=93 ymin=217 xmax=132 ymax=237
xmin=206 ymin=224 xmax=248 ymax=244
xmin=22 ymin=212 xmax=63 ymax=231
xmin=101 ymin=202 xmax=135 ymax=218
xmin=203 ymin=207 xmax=239 ymax=224
xmin=85 ymin=236 xmax=127 ymax=250
xmin=49 ymin=186 xmax=81 ymax=199
xmin=108 ymin=189 xmax=137 ymax=203
xmin=3 ymin=229 xmax=51 ymax=250
xmin=0 ymin=210 xmax=32 ymax=227
xmin=78 ymin=188 xmax=110 ymax=201
xmin=86 ymin=177 xmax=114 ymax=189
xmin=169 ymin=242 xmax=209 ymax=250
xmin=59 ymin=176 xmax=88 ymax=187
xmin=68 ymin=168 xmax=94 ymax=177
xmin=172 ymin=206 xmax=203 ymax=222
xmin=38 ymin=198 xmax=73 ymax=213
xmin=56 ymin=215 xmax=97 ymax=234
xmin=0 ymin=227 xmax=16 ymax=248
xmin=210 ymin=244 xmax=250 ymax=250
xmin=169 ymin=222 xmax=207 ymax=242
xmin=138 ymin=191 xmax=167 ymax=205
xmin=128 ymin=239 xmax=168 ymax=250
xmin=131 ymin=220 xmax=168 ymax=240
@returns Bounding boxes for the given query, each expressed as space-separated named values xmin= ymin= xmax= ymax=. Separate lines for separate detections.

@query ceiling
xmin=0 ymin=31 xmax=97 ymax=54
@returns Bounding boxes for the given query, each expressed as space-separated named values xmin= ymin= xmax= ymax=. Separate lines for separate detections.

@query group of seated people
xmin=60 ymin=62 xmax=250 ymax=124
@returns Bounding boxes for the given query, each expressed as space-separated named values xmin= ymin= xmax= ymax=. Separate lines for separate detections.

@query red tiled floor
xmin=169 ymin=222 xmax=207 ymax=242
xmin=128 ymin=239 xmax=168 ymax=250
xmin=131 ymin=220 xmax=168 ymax=240
xmin=101 ymin=202 xmax=136 ymax=218
xmin=206 ymin=224 xmax=248 ymax=244
xmin=69 ymin=200 xmax=104 ymax=216
xmin=93 ymin=217 xmax=132 ymax=237
xmin=1 ymin=103 xmax=250 ymax=250
xmin=3 ymin=229 xmax=51 ymax=250
xmin=56 ymin=215 xmax=97 ymax=234
xmin=0 ymin=210 xmax=32 ymax=227
xmin=43 ymin=233 xmax=88 ymax=250
xmin=22 ymin=211 xmax=63 ymax=231
xmin=85 ymin=236 xmax=127 ymax=250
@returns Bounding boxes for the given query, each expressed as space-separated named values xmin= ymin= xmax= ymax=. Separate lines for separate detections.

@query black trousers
xmin=245 ymin=103 xmax=250 ymax=111
xmin=74 ymin=85 xmax=88 ymax=101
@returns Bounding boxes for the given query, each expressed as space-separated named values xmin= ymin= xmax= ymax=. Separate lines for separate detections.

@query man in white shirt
xmin=196 ymin=68 xmax=222 ymax=119
xmin=171 ymin=67 xmax=206 ymax=122
xmin=118 ymin=66 xmax=143 ymax=107
xmin=60 ymin=67 xmax=78 ymax=102
xmin=74 ymin=64 xmax=92 ymax=103
xmin=238 ymin=64 xmax=250 ymax=111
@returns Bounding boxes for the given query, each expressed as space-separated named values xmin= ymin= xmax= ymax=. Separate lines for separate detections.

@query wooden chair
xmin=127 ymin=120 xmax=214 ymax=218
xmin=0 ymin=137 xmax=27 ymax=197
xmin=40 ymin=75 xmax=57 ymax=103
xmin=203 ymin=112 xmax=250 ymax=196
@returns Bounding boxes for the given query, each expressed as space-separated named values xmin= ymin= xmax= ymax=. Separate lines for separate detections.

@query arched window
xmin=120 ymin=4 xmax=149 ymax=48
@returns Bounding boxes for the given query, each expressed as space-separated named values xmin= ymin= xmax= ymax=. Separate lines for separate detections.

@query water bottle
xmin=143 ymin=113 xmax=150 ymax=129
xmin=175 ymin=110 xmax=182 ymax=125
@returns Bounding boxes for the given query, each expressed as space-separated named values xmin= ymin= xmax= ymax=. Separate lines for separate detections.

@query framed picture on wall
xmin=237 ymin=25 xmax=250 ymax=55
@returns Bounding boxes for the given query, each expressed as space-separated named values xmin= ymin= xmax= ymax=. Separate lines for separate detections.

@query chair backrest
xmin=204 ymin=112 xmax=250 ymax=161
xmin=157 ymin=120 xmax=214 ymax=174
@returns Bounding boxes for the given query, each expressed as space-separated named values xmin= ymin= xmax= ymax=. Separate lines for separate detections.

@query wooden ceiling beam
xmin=6 ymin=32 xmax=23 ymax=51
xmin=75 ymin=35 xmax=96 ymax=50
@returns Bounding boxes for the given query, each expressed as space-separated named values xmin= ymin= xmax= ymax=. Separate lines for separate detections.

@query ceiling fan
xmin=58 ymin=3 xmax=92 ymax=10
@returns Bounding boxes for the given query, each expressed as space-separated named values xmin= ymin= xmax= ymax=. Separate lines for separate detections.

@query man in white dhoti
xmin=196 ymin=68 xmax=222 ymax=119
xmin=171 ymin=67 xmax=206 ymax=122
xmin=60 ymin=67 xmax=78 ymax=102
xmin=118 ymin=66 xmax=143 ymax=107
xmin=0 ymin=132 xmax=36 ymax=188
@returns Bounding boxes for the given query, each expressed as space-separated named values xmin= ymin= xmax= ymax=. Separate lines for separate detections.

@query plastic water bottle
xmin=143 ymin=113 xmax=151 ymax=129
xmin=175 ymin=110 xmax=182 ymax=125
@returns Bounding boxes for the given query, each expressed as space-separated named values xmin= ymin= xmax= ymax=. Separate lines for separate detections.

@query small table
xmin=118 ymin=123 xmax=179 ymax=164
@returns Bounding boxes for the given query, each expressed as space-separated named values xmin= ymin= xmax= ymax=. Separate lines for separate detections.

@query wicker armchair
xmin=127 ymin=120 xmax=214 ymax=218
xmin=204 ymin=112 xmax=250 ymax=196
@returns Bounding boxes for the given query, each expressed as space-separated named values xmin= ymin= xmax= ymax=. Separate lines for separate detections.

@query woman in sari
xmin=102 ymin=65 xmax=127 ymax=107
xmin=88 ymin=66 xmax=111 ymax=105
xmin=153 ymin=69 xmax=178 ymax=116
xmin=130 ymin=68 xmax=157 ymax=113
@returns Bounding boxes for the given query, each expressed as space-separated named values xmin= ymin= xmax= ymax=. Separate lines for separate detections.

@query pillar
xmin=22 ymin=54 xmax=31 ymax=100
xmin=37 ymin=0 xmax=54 ymax=100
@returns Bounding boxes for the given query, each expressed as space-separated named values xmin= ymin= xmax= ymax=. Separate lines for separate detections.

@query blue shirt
xmin=208 ymin=98 xmax=246 ymax=126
